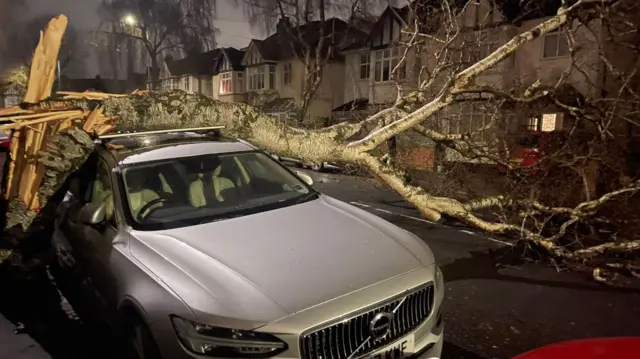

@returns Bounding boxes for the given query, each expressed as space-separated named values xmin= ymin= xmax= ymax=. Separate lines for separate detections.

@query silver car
xmin=51 ymin=129 xmax=444 ymax=359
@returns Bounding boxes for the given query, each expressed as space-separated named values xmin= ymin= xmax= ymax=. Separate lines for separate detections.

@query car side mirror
xmin=294 ymin=170 xmax=314 ymax=186
xmin=80 ymin=202 xmax=106 ymax=226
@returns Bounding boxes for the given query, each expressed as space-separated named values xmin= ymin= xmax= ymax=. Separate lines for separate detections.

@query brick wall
xmin=397 ymin=131 xmax=436 ymax=170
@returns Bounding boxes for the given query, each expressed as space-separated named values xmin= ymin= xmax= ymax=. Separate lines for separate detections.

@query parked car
xmin=50 ymin=128 xmax=444 ymax=359
xmin=0 ymin=129 xmax=11 ymax=151
xmin=263 ymin=152 xmax=342 ymax=172
xmin=512 ymin=337 xmax=640 ymax=359
xmin=497 ymin=131 xmax=567 ymax=174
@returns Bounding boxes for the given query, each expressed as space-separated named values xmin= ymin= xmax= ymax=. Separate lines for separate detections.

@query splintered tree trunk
xmin=2 ymin=90 xmax=356 ymax=235
xmin=2 ymin=129 xmax=94 ymax=250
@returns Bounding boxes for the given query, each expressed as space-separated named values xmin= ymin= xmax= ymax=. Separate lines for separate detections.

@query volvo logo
xmin=369 ymin=312 xmax=394 ymax=341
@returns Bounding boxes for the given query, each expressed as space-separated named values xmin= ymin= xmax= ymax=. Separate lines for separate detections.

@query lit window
xmin=219 ymin=72 xmax=232 ymax=94
xmin=543 ymin=29 xmax=569 ymax=58
xmin=526 ymin=116 xmax=541 ymax=131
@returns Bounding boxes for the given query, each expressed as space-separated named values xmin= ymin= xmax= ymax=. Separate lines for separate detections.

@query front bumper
xmin=154 ymin=266 xmax=444 ymax=359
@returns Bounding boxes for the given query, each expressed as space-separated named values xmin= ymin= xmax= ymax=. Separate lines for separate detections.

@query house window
xmin=543 ymin=29 xmax=569 ymax=58
xmin=374 ymin=47 xmax=405 ymax=82
xmin=526 ymin=116 xmax=541 ymax=131
xmin=464 ymin=30 xmax=500 ymax=67
xmin=219 ymin=72 xmax=232 ymax=94
xmin=268 ymin=65 xmax=276 ymax=90
xmin=237 ymin=73 xmax=244 ymax=92
xmin=182 ymin=77 xmax=191 ymax=92
xmin=172 ymin=78 xmax=179 ymax=90
xmin=248 ymin=66 xmax=265 ymax=90
xmin=283 ymin=63 xmax=292 ymax=86
xmin=444 ymin=102 xmax=490 ymax=141
xmin=359 ymin=53 xmax=370 ymax=80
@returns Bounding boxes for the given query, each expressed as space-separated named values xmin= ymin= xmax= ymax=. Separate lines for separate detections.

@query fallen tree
xmin=2 ymin=0 xmax=639 ymax=281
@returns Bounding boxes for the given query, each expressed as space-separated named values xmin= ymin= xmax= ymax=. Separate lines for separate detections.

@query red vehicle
xmin=498 ymin=131 xmax=566 ymax=173
xmin=0 ymin=130 xmax=11 ymax=151
xmin=513 ymin=337 xmax=640 ymax=359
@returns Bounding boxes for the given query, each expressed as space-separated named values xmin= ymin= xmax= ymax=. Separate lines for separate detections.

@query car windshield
xmin=120 ymin=151 xmax=316 ymax=230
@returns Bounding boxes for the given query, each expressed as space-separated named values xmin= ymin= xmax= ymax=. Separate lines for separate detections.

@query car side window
xmin=63 ymin=154 xmax=97 ymax=202
xmin=89 ymin=161 xmax=116 ymax=227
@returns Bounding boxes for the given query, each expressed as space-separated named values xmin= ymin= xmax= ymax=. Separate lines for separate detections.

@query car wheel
xmin=123 ymin=313 xmax=162 ymax=359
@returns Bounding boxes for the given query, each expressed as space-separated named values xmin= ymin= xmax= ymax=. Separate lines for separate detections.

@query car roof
xmin=100 ymin=132 xmax=256 ymax=165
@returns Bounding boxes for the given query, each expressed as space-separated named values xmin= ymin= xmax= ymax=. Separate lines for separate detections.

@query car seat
xmin=126 ymin=171 xmax=160 ymax=218
xmin=188 ymin=162 xmax=237 ymax=207
xmin=91 ymin=179 xmax=115 ymax=222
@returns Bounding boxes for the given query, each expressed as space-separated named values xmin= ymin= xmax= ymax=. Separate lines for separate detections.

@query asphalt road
xmin=1 ymin=164 xmax=639 ymax=359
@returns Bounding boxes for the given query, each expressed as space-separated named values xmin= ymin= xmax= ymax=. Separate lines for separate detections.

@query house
xmin=336 ymin=0 xmax=634 ymax=169
xmin=156 ymin=47 xmax=246 ymax=101
xmin=160 ymin=49 xmax=219 ymax=96
xmin=212 ymin=47 xmax=246 ymax=103
xmin=151 ymin=18 xmax=366 ymax=125
xmin=241 ymin=17 xmax=367 ymax=123
xmin=0 ymin=82 xmax=22 ymax=107
xmin=336 ymin=5 xmax=431 ymax=168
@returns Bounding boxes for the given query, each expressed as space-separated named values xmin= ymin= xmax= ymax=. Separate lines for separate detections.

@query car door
xmin=62 ymin=156 xmax=120 ymax=311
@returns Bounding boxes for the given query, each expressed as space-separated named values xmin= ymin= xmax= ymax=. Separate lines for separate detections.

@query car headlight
xmin=170 ymin=316 xmax=287 ymax=358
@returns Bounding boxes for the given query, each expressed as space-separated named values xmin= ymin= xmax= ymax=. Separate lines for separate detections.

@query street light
xmin=123 ymin=14 xmax=136 ymax=26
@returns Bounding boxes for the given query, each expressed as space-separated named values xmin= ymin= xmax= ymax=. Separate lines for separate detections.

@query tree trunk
xmin=150 ymin=55 xmax=160 ymax=91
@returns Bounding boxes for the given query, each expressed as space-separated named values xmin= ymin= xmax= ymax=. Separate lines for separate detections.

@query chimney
xmin=276 ymin=16 xmax=291 ymax=35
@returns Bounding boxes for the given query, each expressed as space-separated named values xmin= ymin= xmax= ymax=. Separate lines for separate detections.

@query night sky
xmin=25 ymin=0 xmax=260 ymax=77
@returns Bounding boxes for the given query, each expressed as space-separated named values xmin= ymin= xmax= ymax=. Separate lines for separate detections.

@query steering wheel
xmin=136 ymin=196 xmax=172 ymax=221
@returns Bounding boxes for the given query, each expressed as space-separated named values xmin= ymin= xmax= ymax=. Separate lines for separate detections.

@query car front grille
xmin=300 ymin=283 xmax=434 ymax=359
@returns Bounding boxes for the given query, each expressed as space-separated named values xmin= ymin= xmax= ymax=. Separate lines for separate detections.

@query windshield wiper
xmin=198 ymin=214 xmax=242 ymax=225
xmin=287 ymin=192 xmax=319 ymax=205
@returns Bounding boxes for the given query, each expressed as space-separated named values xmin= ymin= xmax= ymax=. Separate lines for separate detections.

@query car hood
xmin=130 ymin=195 xmax=434 ymax=325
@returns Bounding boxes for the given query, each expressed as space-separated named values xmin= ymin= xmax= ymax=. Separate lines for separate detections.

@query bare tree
xmin=97 ymin=0 xmax=218 ymax=88
xmin=243 ymin=0 xmax=383 ymax=122
xmin=0 ymin=0 xmax=26 ymax=70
